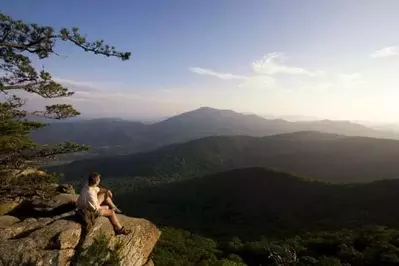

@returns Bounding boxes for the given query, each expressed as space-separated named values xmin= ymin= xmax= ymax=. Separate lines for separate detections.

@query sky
xmin=3 ymin=0 xmax=399 ymax=123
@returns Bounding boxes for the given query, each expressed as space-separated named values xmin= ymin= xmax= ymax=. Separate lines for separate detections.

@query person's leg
xmin=98 ymin=208 xmax=122 ymax=229
xmin=104 ymin=196 xmax=117 ymax=209
xmin=97 ymin=208 xmax=131 ymax=235
xmin=97 ymin=192 xmax=106 ymax=205
xmin=97 ymin=191 xmax=122 ymax=213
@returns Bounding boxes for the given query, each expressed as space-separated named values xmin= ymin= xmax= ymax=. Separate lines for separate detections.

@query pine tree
xmin=0 ymin=12 xmax=130 ymax=192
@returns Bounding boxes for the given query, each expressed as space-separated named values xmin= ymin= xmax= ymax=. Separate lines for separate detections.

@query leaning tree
xmin=0 ymin=12 xmax=130 ymax=196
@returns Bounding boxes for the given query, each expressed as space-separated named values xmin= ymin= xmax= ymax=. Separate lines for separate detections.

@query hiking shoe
xmin=115 ymin=226 xmax=131 ymax=235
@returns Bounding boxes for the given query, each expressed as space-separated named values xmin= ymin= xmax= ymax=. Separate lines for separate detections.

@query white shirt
xmin=77 ymin=184 xmax=100 ymax=211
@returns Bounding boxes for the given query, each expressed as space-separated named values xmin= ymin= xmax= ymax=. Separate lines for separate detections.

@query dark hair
xmin=88 ymin=172 xmax=100 ymax=185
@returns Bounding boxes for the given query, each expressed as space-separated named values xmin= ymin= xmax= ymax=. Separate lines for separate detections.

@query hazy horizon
xmin=34 ymin=106 xmax=399 ymax=132
xmin=4 ymin=1 xmax=399 ymax=124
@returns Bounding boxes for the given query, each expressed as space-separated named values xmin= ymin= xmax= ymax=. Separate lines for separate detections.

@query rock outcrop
xmin=0 ymin=192 xmax=160 ymax=266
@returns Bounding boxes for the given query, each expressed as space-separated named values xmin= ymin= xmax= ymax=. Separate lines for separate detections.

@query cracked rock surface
xmin=0 ymin=193 xmax=160 ymax=266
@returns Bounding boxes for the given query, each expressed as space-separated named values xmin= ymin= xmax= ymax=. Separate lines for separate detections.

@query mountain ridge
xmin=50 ymin=131 xmax=399 ymax=184
xmin=32 ymin=107 xmax=399 ymax=161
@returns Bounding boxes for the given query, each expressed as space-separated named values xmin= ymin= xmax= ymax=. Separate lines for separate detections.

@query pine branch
xmin=0 ymin=11 xmax=130 ymax=186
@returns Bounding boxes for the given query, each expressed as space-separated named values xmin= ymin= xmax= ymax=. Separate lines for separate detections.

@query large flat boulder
xmin=0 ymin=216 xmax=79 ymax=265
xmin=0 ymin=213 xmax=160 ymax=266
xmin=81 ymin=215 xmax=161 ymax=266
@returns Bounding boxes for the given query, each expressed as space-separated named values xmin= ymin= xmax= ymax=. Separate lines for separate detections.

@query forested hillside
xmin=107 ymin=167 xmax=399 ymax=265
xmin=153 ymin=226 xmax=399 ymax=265
xmin=113 ymin=167 xmax=399 ymax=240
xmin=33 ymin=107 xmax=399 ymax=160
xmin=51 ymin=131 xmax=399 ymax=183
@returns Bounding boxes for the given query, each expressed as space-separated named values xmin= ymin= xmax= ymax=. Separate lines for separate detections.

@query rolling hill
xmin=32 ymin=107 xmax=399 ymax=160
xmin=50 ymin=131 xmax=399 ymax=183
xmin=114 ymin=167 xmax=399 ymax=240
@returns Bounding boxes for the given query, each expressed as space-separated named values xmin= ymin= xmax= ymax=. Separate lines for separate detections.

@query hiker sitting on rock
xmin=76 ymin=172 xmax=131 ymax=235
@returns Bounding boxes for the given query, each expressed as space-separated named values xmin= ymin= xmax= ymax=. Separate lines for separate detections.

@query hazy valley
xmin=4 ymin=4 xmax=399 ymax=264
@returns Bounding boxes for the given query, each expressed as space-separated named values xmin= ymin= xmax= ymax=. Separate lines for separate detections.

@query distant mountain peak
xmin=191 ymin=106 xmax=237 ymax=114
xmin=196 ymin=106 xmax=219 ymax=111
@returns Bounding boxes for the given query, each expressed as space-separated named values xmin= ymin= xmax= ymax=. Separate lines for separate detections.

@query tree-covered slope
xmin=114 ymin=167 xmax=399 ymax=241
xmin=51 ymin=131 xmax=399 ymax=183
xmin=154 ymin=226 xmax=399 ymax=265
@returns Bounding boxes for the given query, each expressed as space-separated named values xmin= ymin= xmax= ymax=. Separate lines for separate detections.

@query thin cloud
xmin=252 ymin=53 xmax=323 ymax=76
xmin=189 ymin=67 xmax=276 ymax=89
xmin=370 ymin=46 xmax=399 ymax=58
xmin=34 ymin=77 xmax=223 ymax=107
xmin=190 ymin=52 xmax=323 ymax=91
xmin=300 ymin=83 xmax=333 ymax=91
xmin=239 ymin=76 xmax=276 ymax=89
xmin=189 ymin=67 xmax=247 ymax=80
xmin=53 ymin=77 xmax=123 ymax=92
xmin=339 ymin=73 xmax=364 ymax=88
xmin=53 ymin=77 xmax=99 ymax=88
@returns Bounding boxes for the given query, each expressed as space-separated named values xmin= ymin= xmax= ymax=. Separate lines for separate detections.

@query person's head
xmin=88 ymin=172 xmax=101 ymax=186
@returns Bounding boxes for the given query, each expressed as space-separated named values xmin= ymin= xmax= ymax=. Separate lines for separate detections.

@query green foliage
xmin=78 ymin=233 xmax=122 ymax=266
xmin=0 ymin=12 xmax=129 ymax=197
xmin=153 ymin=227 xmax=246 ymax=266
xmin=154 ymin=226 xmax=399 ymax=265
xmin=0 ymin=170 xmax=59 ymax=201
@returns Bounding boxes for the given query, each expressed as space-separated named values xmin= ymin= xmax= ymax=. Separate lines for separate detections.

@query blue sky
xmin=3 ymin=1 xmax=399 ymax=122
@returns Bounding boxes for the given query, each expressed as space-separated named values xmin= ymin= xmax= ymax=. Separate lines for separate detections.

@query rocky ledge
xmin=0 ymin=193 xmax=160 ymax=266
